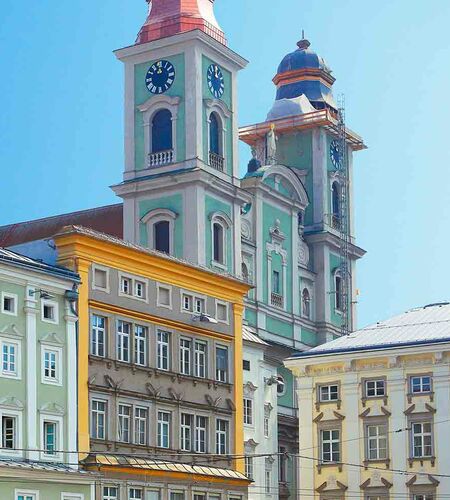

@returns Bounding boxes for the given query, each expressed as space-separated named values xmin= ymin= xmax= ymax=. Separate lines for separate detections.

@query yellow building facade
xmin=285 ymin=303 xmax=450 ymax=500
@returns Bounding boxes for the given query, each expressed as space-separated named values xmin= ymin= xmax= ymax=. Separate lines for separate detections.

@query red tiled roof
xmin=0 ymin=204 xmax=123 ymax=247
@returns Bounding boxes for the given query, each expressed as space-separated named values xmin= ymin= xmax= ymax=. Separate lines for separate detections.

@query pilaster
xmin=233 ymin=301 xmax=245 ymax=473
xmin=65 ymin=302 xmax=78 ymax=468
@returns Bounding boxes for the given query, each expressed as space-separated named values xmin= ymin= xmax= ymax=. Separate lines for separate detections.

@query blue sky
xmin=1 ymin=0 xmax=450 ymax=328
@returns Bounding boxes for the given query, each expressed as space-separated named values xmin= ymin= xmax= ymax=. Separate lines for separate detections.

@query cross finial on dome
xmin=297 ymin=30 xmax=311 ymax=50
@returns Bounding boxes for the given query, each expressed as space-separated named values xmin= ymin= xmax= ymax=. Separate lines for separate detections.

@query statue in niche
xmin=266 ymin=123 xmax=278 ymax=165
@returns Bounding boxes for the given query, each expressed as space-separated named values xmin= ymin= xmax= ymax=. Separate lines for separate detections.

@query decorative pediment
xmin=0 ymin=324 xmax=23 ymax=338
xmin=168 ymin=388 xmax=184 ymax=402
xmin=146 ymin=382 xmax=161 ymax=398
xmin=244 ymin=438 xmax=259 ymax=449
xmin=104 ymin=375 xmax=123 ymax=390
xmin=243 ymin=381 xmax=258 ymax=394
xmin=40 ymin=402 xmax=65 ymax=416
xmin=269 ymin=219 xmax=286 ymax=244
xmin=360 ymin=475 xmax=393 ymax=489
xmin=205 ymin=395 xmax=222 ymax=408
xmin=0 ymin=396 xmax=24 ymax=409
xmin=40 ymin=332 xmax=64 ymax=345
xmin=406 ymin=474 xmax=440 ymax=487
xmin=264 ymin=402 xmax=274 ymax=413
xmin=204 ymin=98 xmax=232 ymax=119
xmin=316 ymin=477 xmax=347 ymax=493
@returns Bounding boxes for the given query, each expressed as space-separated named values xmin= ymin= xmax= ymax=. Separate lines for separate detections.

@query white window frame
xmin=215 ymin=418 xmax=229 ymax=455
xmin=211 ymin=214 xmax=230 ymax=269
xmin=157 ymin=330 xmax=170 ymax=371
xmin=41 ymin=299 xmax=59 ymax=324
xmin=180 ymin=291 xmax=206 ymax=315
xmin=129 ymin=489 xmax=143 ymax=500
xmin=410 ymin=375 xmax=432 ymax=394
xmin=0 ymin=408 xmax=23 ymax=457
xmin=215 ymin=345 xmax=229 ymax=383
xmin=194 ymin=341 xmax=207 ymax=378
xmin=102 ymin=486 xmax=119 ymax=500
xmin=134 ymin=280 xmax=147 ymax=300
xmin=91 ymin=314 xmax=106 ymax=358
xmin=195 ymin=415 xmax=208 ymax=453
xmin=411 ymin=420 xmax=434 ymax=458
xmin=205 ymin=99 xmax=231 ymax=172
xmin=319 ymin=384 xmax=339 ymax=402
xmin=142 ymin=209 xmax=177 ymax=255
xmin=61 ymin=494 xmax=85 ymax=500
xmin=40 ymin=414 xmax=63 ymax=461
xmin=180 ymin=413 xmax=193 ymax=451
xmin=118 ymin=272 xmax=149 ymax=302
xmin=366 ymin=423 xmax=388 ymax=460
xmin=157 ymin=410 xmax=171 ymax=448
xmin=215 ymin=300 xmax=229 ymax=324
xmin=15 ymin=490 xmax=39 ymax=500
xmin=320 ymin=428 xmax=340 ymax=463
xmin=365 ymin=379 xmax=386 ymax=398
xmin=117 ymin=403 xmax=131 ymax=443
xmin=1 ymin=292 xmax=18 ymax=316
xmin=134 ymin=407 xmax=148 ymax=446
xmin=157 ymin=284 xmax=172 ymax=309
xmin=117 ymin=320 xmax=131 ymax=363
xmin=41 ymin=344 xmax=63 ymax=386
xmin=91 ymin=399 xmax=107 ymax=440
xmin=134 ymin=325 xmax=147 ymax=366
xmin=0 ymin=337 xmax=21 ymax=379
xmin=92 ymin=264 xmax=110 ymax=293
xmin=179 ymin=338 xmax=192 ymax=376
xmin=243 ymin=398 xmax=253 ymax=426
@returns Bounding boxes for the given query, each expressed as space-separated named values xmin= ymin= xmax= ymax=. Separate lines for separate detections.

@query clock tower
xmin=112 ymin=0 xmax=248 ymax=274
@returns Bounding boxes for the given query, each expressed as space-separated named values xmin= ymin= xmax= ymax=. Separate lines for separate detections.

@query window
xmin=216 ymin=301 xmax=228 ymax=323
xmin=215 ymin=346 xmax=228 ymax=382
xmin=93 ymin=266 xmax=108 ymax=290
xmin=118 ymin=404 xmax=131 ymax=443
xmin=195 ymin=416 xmax=208 ymax=453
xmin=117 ymin=321 xmax=130 ymax=362
xmin=42 ymin=300 xmax=58 ymax=323
xmin=120 ymin=277 xmax=131 ymax=295
xmin=2 ymin=293 xmax=17 ymax=315
xmin=411 ymin=421 xmax=433 ymax=458
xmin=242 ymin=262 xmax=249 ymax=282
xmin=170 ymin=493 xmax=184 ymax=500
xmin=43 ymin=421 xmax=57 ymax=455
xmin=365 ymin=379 xmax=386 ymax=398
xmin=91 ymin=315 xmax=106 ymax=357
xmin=91 ymin=400 xmax=106 ymax=440
xmin=302 ymin=288 xmax=311 ymax=319
xmin=277 ymin=375 xmax=286 ymax=396
xmin=320 ymin=429 xmax=340 ymax=463
xmin=265 ymin=458 xmax=272 ymax=494
xmin=334 ymin=273 xmax=343 ymax=312
xmin=209 ymin=112 xmax=221 ymax=156
xmin=157 ymin=411 xmax=171 ymax=448
xmin=243 ymin=359 xmax=250 ymax=371
xmin=213 ymin=222 xmax=225 ymax=264
xmin=134 ymin=280 xmax=146 ymax=299
xmin=179 ymin=338 xmax=192 ymax=375
xmin=194 ymin=341 xmax=207 ymax=378
xmin=245 ymin=455 xmax=254 ymax=479
xmin=319 ymin=384 xmax=339 ymax=402
xmin=366 ymin=423 xmax=388 ymax=460
xmin=194 ymin=297 xmax=205 ymax=314
xmin=134 ymin=325 xmax=147 ymax=366
xmin=152 ymin=109 xmax=173 ymax=153
xmin=412 ymin=495 xmax=434 ymax=500
xmin=15 ymin=492 xmax=38 ymax=500
xmin=154 ymin=221 xmax=171 ymax=254
xmin=2 ymin=415 xmax=16 ymax=449
xmin=157 ymin=285 xmax=172 ymax=308
xmin=129 ymin=489 xmax=143 ymax=500
xmin=1 ymin=340 xmax=19 ymax=378
xmin=272 ymin=270 xmax=280 ymax=294
xmin=243 ymin=398 xmax=253 ymax=425
xmin=216 ymin=419 xmax=229 ymax=454
xmin=103 ymin=487 xmax=118 ymax=500
xmin=182 ymin=294 xmax=193 ymax=312
xmin=410 ymin=375 xmax=432 ymax=394
xmin=332 ymin=181 xmax=341 ymax=228
xmin=42 ymin=347 xmax=61 ymax=384
xmin=264 ymin=405 xmax=270 ymax=438
xmin=157 ymin=331 xmax=170 ymax=370
xmin=279 ymin=446 xmax=287 ymax=482
xmin=180 ymin=413 xmax=193 ymax=451
xmin=134 ymin=407 xmax=148 ymax=446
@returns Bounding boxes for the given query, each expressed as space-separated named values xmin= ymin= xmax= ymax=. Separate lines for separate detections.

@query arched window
xmin=213 ymin=222 xmax=225 ymax=264
xmin=154 ymin=220 xmax=170 ymax=254
xmin=331 ymin=182 xmax=341 ymax=229
xmin=209 ymin=113 xmax=220 ymax=155
xmin=335 ymin=272 xmax=343 ymax=312
xmin=302 ymin=288 xmax=311 ymax=319
xmin=152 ymin=109 xmax=173 ymax=153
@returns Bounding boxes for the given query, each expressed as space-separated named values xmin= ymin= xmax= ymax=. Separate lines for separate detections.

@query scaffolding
xmin=337 ymin=94 xmax=351 ymax=336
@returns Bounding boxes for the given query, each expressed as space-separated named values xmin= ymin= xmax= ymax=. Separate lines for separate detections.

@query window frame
xmin=180 ymin=413 xmax=193 ymax=451
xmin=363 ymin=378 xmax=387 ymax=399
xmin=0 ymin=408 xmax=23 ymax=457
xmin=157 ymin=284 xmax=172 ymax=309
xmin=215 ymin=418 xmax=229 ymax=455
xmin=215 ymin=345 xmax=229 ymax=383
xmin=116 ymin=320 xmax=131 ymax=363
xmin=211 ymin=215 xmax=229 ymax=268
xmin=157 ymin=330 xmax=171 ymax=371
xmin=0 ymin=337 xmax=21 ymax=379
xmin=319 ymin=427 xmax=341 ymax=464
xmin=410 ymin=419 xmax=434 ymax=459
xmin=102 ymin=486 xmax=119 ymax=500
xmin=243 ymin=398 xmax=253 ymax=426
xmin=364 ymin=421 xmax=389 ymax=461
xmin=215 ymin=300 xmax=229 ymax=324
xmin=317 ymin=383 xmax=340 ymax=403
xmin=179 ymin=337 xmax=192 ymax=376
xmin=133 ymin=406 xmax=148 ymax=446
xmin=92 ymin=264 xmax=110 ymax=293
xmin=41 ymin=344 xmax=63 ymax=386
xmin=41 ymin=299 xmax=59 ymax=324
xmin=40 ymin=414 xmax=63 ymax=461
xmin=195 ymin=415 xmax=208 ymax=454
xmin=157 ymin=410 xmax=171 ymax=449
xmin=194 ymin=340 xmax=207 ymax=379
xmin=134 ymin=324 xmax=147 ymax=367
xmin=91 ymin=314 xmax=106 ymax=358
xmin=409 ymin=374 xmax=433 ymax=395
xmin=117 ymin=403 xmax=132 ymax=443
xmin=118 ymin=273 xmax=149 ymax=302
xmin=1 ymin=292 xmax=18 ymax=316
xmin=91 ymin=399 xmax=107 ymax=440
xmin=15 ymin=490 xmax=39 ymax=500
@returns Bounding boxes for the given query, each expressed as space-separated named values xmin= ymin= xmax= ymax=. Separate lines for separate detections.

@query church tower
xmin=112 ymin=0 xmax=248 ymax=275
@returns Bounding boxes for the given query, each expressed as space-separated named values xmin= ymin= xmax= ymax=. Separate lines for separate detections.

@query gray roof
xmin=0 ymin=247 xmax=79 ymax=282
xmin=243 ymin=325 xmax=268 ymax=346
xmin=0 ymin=458 xmax=90 ymax=474
xmin=291 ymin=302 xmax=450 ymax=358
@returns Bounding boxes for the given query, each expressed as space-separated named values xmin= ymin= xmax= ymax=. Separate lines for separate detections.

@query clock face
xmin=330 ymin=140 xmax=341 ymax=168
xmin=145 ymin=60 xmax=175 ymax=94
xmin=207 ymin=64 xmax=225 ymax=99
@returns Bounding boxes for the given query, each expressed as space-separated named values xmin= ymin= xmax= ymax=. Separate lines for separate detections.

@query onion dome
xmin=136 ymin=0 xmax=226 ymax=46
xmin=273 ymin=37 xmax=336 ymax=110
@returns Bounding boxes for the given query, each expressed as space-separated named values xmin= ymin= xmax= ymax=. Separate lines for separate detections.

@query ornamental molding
xmin=141 ymin=208 xmax=178 ymax=224
xmin=0 ymin=396 xmax=24 ymax=410
xmin=316 ymin=477 xmax=348 ymax=493
xmin=243 ymin=381 xmax=258 ymax=394
xmin=0 ymin=324 xmax=23 ymax=338
xmin=298 ymin=238 xmax=310 ymax=267
xmin=39 ymin=332 xmax=64 ymax=346
xmin=39 ymin=402 xmax=65 ymax=416
xmin=137 ymin=94 xmax=181 ymax=119
xmin=241 ymin=219 xmax=252 ymax=241
xmin=204 ymin=98 xmax=232 ymax=119
xmin=205 ymin=395 xmax=222 ymax=408
xmin=244 ymin=438 xmax=259 ymax=449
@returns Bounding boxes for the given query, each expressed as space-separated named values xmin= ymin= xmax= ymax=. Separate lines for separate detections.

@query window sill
xmin=317 ymin=462 xmax=343 ymax=473
xmin=211 ymin=260 xmax=227 ymax=271
xmin=315 ymin=399 xmax=342 ymax=411
xmin=0 ymin=372 xmax=21 ymax=380
xmin=409 ymin=456 xmax=436 ymax=467
xmin=361 ymin=396 xmax=388 ymax=407
xmin=42 ymin=378 xmax=62 ymax=387
xmin=407 ymin=392 xmax=434 ymax=403
xmin=363 ymin=458 xmax=390 ymax=468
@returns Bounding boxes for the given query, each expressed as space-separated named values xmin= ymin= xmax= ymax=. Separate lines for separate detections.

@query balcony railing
xmin=148 ymin=150 xmax=174 ymax=168
xmin=209 ymin=152 xmax=224 ymax=172
xmin=271 ymin=292 xmax=283 ymax=308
